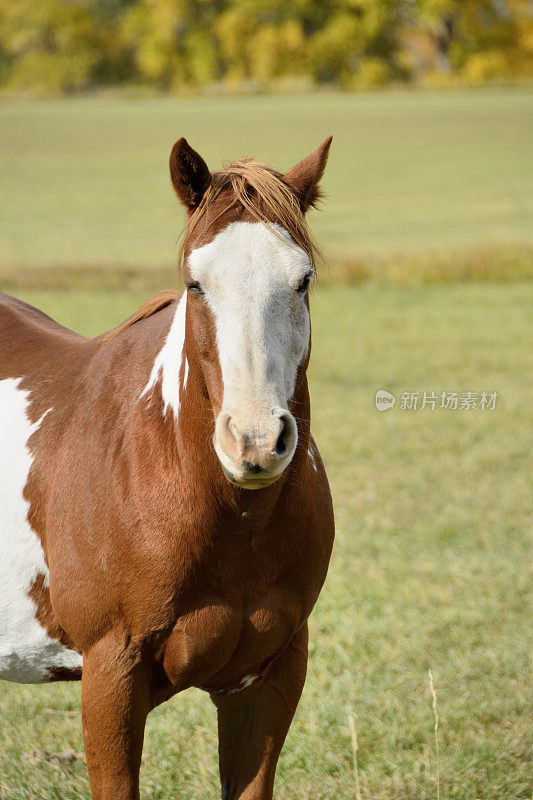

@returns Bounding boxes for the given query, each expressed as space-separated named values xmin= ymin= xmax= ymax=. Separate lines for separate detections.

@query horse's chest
xmin=162 ymin=588 xmax=301 ymax=692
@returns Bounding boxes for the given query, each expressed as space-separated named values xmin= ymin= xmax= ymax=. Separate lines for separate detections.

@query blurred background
xmin=0 ymin=0 xmax=532 ymax=94
xmin=0 ymin=2 xmax=532 ymax=800
xmin=0 ymin=0 xmax=532 ymax=282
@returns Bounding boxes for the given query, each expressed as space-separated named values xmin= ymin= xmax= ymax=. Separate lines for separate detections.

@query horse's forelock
xmin=179 ymin=159 xmax=323 ymax=272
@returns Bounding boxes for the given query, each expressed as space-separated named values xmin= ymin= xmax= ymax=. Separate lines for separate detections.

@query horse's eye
xmin=186 ymin=281 xmax=204 ymax=295
xmin=296 ymin=272 xmax=313 ymax=293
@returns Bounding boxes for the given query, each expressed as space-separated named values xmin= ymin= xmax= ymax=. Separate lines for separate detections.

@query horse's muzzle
xmin=214 ymin=409 xmax=298 ymax=490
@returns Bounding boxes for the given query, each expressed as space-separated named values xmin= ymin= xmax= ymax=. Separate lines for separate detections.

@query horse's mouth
xmin=221 ymin=466 xmax=281 ymax=491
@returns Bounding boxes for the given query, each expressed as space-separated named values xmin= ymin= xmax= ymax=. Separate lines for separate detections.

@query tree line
xmin=0 ymin=0 xmax=531 ymax=95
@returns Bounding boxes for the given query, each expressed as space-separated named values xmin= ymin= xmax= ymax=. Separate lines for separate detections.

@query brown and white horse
xmin=0 ymin=137 xmax=335 ymax=800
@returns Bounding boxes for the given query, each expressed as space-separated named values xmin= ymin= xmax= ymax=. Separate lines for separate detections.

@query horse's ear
xmin=283 ymin=136 xmax=333 ymax=212
xmin=169 ymin=138 xmax=212 ymax=211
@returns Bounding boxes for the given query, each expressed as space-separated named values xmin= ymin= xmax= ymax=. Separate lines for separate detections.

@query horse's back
xmin=0 ymin=293 xmax=84 ymax=683
xmin=0 ymin=291 xmax=85 ymax=373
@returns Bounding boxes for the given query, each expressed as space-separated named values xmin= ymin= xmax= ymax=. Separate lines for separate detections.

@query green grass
xmin=0 ymin=90 xmax=532 ymax=271
xmin=0 ymin=282 xmax=531 ymax=799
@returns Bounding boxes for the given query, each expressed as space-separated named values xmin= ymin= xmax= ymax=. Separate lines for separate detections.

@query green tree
xmin=410 ymin=0 xmax=533 ymax=82
xmin=0 ymin=0 xmax=102 ymax=94
xmin=308 ymin=0 xmax=400 ymax=86
xmin=0 ymin=0 xmax=531 ymax=94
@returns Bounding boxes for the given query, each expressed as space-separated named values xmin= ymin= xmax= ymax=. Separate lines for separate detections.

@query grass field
xmin=0 ymin=281 xmax=531 ymax=799
xmin=0 ymin=89 xmax=531 ymax=798
xmin=1 ymin=90 xmax=532 ymax=271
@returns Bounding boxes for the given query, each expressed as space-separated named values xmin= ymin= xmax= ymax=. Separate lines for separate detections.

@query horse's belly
xmin=0 ymin=377 xmax=83 ymax=683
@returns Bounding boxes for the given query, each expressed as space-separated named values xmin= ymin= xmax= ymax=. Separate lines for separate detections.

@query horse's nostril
xmin=275 ymin=416 xmax=289 ymax=457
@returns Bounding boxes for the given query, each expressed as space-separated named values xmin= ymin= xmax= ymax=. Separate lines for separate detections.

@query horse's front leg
xmin=211 ymin=624 xmax=308 ymax=800
xmin=81 ymin=630 xmax=151 ymax=800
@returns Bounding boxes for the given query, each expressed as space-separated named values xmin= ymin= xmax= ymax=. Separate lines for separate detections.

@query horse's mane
xmin=179 ymin=158 xmax=323 ymax=271
xmin=103 ymin=291 xmax=178 ymax=343
xmin=104 ymin=158 xmax=321 ymax=344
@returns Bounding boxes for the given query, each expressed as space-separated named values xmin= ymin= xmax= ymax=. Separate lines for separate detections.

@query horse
xmin=0 ymin=136 xmax=335 ymax=800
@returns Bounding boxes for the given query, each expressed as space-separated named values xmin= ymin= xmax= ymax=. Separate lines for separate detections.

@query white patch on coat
xmin=237 ymin=673 xmax=259 ymax=691
xmin=308 ymin=446 xmax=318 ymax=472
xmin=222 ymin=673 xmax=260 ymax=695
xmin=141 ymin=293 xmax=187 ymax=417
xmin=188 ymin=222 xmax=311 ymax=417
xmin=0 ymin=378 xmax=83 ymax=683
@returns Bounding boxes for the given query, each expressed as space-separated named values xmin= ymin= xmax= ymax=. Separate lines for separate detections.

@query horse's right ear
xmin=169 ymin=138 xmax=212 ymax=211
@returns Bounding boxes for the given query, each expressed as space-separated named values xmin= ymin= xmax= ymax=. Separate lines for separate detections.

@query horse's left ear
xmin=169 ymin=137 xmax=212 ymax=211
xmin=283 ymin=136 xmax=333 ymax=212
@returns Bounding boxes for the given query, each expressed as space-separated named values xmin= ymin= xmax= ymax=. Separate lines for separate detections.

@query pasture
xmin=0 ymin=89 xmax=532 ymax=271
xmin=0 ymin=281 xmax=531 ymax=799
xmin=0 ymin=89 xmax=531 ymax=798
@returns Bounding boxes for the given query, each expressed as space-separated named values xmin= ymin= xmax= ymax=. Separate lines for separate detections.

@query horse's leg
xmin=211 ymin=624 xmax=308 ymax=800
xmin=81 ymin=630 xmax=151 ymax=800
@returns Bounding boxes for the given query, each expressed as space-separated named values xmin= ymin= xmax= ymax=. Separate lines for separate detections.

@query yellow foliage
xmin=0 ymin=0 xmax=99 ymax=95
xmin=423 ymin=69 xmax=458 ymax=88
xmin=249 ymin=21 xmax=306 ymax=83
xmin=119 ymin=0 xmax=187 ymax=85
xmin=309 ymin=13 xmax=363 ymax=82
xmin=215 ymin=6 xmax=254 ymax=67
xmin=0 ymin=0 xmax=532 ymax=94
xmin=349 ymin=57 xmax=389 ymax=90
xmin=462 ymin=50 xmax=510 ymax=85
xmin=185 ymin=30 xmax=218 ymax=86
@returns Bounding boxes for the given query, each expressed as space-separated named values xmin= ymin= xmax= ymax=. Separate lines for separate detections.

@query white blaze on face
xmin=0 ymin=378 xmax=83 ymax=683
xmin=188 ymin=222 xmax=312 ymax=419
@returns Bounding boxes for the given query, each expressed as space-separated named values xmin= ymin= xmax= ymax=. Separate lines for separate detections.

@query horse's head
xmin=170 ymin=137 xmax=332 ymax=490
